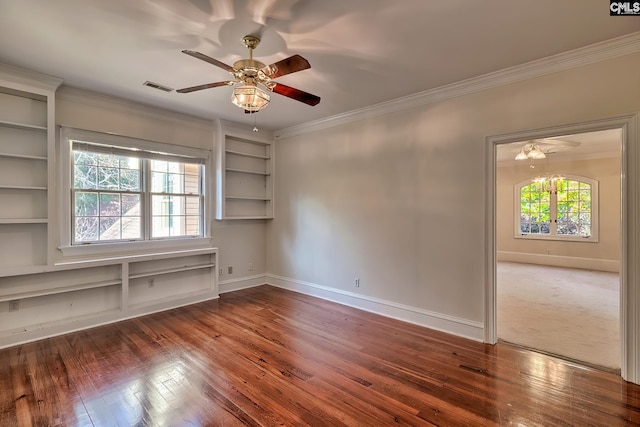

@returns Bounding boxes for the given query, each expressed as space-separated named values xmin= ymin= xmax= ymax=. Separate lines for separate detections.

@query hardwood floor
xmin=1 ymin=285 xmax=640 ymax=426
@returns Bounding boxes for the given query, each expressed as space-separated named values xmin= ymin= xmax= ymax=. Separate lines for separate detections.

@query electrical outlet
xmin=354 ymin=278 xmax=360 ymax=287
xmin=219 ymin=268 xmax=223 ymax=275
xmin=248 ymin=262 xmax=253 ymax=272
xmin=9 ymin=300 xmax=19 ymax=312
xmin=228 ymin=266 xmax=233 ymax=274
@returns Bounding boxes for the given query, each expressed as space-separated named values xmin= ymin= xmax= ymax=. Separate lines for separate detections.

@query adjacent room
xmin=1 ymin=1 xmax=640 ymax=425
xmin=495 ymin=130 xmax=622 ymax=370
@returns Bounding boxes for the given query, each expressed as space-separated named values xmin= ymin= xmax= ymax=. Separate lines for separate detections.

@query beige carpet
xmin=497 ymin=262 xmax=620 ymax=370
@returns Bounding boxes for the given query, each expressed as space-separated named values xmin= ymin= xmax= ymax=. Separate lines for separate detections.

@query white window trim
xmin=513 ymin=174 xmax=599 ymax=243
xmin=59 ymin=126 xmax=213 ymax=258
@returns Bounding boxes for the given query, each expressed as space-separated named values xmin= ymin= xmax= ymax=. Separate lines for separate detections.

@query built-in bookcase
xmin=0 ymin=66 xmax=61 ymax=273
xmin=0 ymin=65 xmax=222 ymax=350
xmin=0 ymin=248 xmax=218 ymax=348
xmin=215 ymin=120 xmax=274 ymax=219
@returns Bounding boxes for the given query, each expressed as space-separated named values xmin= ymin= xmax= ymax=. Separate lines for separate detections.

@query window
xmin=73 ymin=150 xmax=143 ymax=242
xmin=516 ymin=175 xmax=598 ymax=241
xmin=149 ymin=160 xmax=201 ymax=238
xmin=63 ymin=127 xmax=209 ymax=248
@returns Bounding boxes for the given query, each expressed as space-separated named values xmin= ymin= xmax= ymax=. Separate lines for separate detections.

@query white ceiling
xmin=1 ymin=0 xmax=639 ymax=131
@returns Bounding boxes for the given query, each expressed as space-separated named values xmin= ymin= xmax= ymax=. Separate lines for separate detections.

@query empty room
xmin=1 ymin=1 xmax=640 ymax=425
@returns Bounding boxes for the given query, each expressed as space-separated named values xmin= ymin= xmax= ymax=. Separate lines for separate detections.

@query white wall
xmin=497 ymin=156 xmax=621 ymax=272
xmin=56 ymin=87 xmax=267 ymax=279
xmin=267 ymin=53 xmax=640 ymax=340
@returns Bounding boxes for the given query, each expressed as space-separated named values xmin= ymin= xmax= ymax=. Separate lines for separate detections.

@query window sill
xmin=514 ymin=234 xmax=599 ymax=243
xmin=58 ymin=237 xmax=214 ymax=260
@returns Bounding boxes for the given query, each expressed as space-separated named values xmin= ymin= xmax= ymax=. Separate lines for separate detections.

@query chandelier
xmin=533 ymin=173 xmax=565 ymax=192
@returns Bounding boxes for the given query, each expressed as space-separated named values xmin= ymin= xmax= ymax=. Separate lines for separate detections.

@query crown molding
xmin=275 ymin=31 xmax=640 ymax=140
xmin=0 ymin=63 xmax=63 ymax=94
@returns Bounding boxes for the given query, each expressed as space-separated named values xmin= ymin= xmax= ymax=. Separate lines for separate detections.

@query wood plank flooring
xmin=1 ymin=285 xmax=640 ymax=426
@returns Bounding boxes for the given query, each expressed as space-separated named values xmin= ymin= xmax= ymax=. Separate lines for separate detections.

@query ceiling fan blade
xmin=272 ymin=83 xmax=320 ymax=106
xmin=261 ymin=54 xmax=310 ymax=78
xmin=182 ymin=50 xmax=234 ymax=73
xmin=176 ymin=81 xmax=234 ymax=93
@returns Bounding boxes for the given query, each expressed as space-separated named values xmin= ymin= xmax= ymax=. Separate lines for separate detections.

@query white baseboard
xmin=266 ymin=274 xmax=484 ymax=342
xmin=497 ymin=251 xmax=620 ymax=273
xmin=219 ymin=274 xmax=268 ymax=294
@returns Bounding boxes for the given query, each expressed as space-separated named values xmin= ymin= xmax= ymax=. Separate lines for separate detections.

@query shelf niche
xmin=215 ymin=120 xmax=274 ymax=220
xmin=0 ymin=66 xmax=61 ymax=272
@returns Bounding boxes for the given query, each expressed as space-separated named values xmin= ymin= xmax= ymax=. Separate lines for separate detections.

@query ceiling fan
xmin=514 ymin=138 xmax=581 ymax=160
xmin=177 ymin=35 xmax=320 ymax=113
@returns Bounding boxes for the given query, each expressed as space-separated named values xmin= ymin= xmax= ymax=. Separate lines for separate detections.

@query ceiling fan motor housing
xmin=233 ymin=59 xmax=266 ymax=76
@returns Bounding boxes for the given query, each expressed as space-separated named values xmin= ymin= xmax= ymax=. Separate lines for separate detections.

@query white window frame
xmin=514 ymin=174 xmax=599 ymax=242
xmin=59 ymin=127 xmax=213 ymax=257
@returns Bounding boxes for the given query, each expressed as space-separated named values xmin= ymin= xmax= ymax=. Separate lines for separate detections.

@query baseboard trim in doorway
xmin=499 ymin=339 xmax=621 ymax=375
xmin=497 ymin=251 xmax=619 ymax=273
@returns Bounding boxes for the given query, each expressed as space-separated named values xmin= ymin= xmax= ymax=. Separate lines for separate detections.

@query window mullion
xmin=143 ymin=159 xmax=151 ymax=240
xmin=71 ymin=188 xmax=77 ymax=244
xmin=200 ymin=165 xmax=205 ymax=237
xmin=550 ymin=190 xmax=558 ymax=236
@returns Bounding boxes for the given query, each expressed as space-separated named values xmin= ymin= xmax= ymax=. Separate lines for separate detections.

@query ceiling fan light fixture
xmin=528 ymin=145 xmax=546 ymax=159
xmin=515 ymin=142 xmax=547 ymax=160
xmin=515 ymin=149 xmax=529 ymax=160
xmin=231 ymin=84 xmax=270 ymax=112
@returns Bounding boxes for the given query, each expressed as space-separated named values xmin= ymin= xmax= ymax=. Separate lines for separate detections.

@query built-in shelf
xmin=216 ymin=121 xmax=274 ymax=220
xmin=128 ymin=289 xmax=212 ymax=311
xmin=0 ymin=279 xmax=122 ymax=303
xmin=225 ymin=196 xmax=271 ymax=201
xmin=0 ymin=185 xmax=47 ymax=191
xmin=225 ymin=167 xmax=271 ymax=176
xmin=0 ymin=152 xmax=47 ymax=161
xmin=0 ymin=75 xmax=57 ymax=272
xmin=0 ymin=236 xmax=217 ymax=348
xmin=0 ymin=120 xmax=47 ymax=132
xmin=0 ymin=218 xmax=48 ymax=224
xmin=225 ymin=149 xmax=270 ymax=159
xmin=223 ymin=216 xmax=272 ymax=220
xmin=0 ymin=264 xmax=49 ymax=278
xmin=129 ymin=263 xmax=216 ymax=280
xmin=127 ymin=251 xmax=217 ymax=311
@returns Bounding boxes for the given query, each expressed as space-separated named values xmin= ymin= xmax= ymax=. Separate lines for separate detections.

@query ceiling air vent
xmin=143 ymin=81 xmax=174 ymax=92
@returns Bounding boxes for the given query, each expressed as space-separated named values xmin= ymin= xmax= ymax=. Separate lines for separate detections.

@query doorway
xmin=484 ymin=115 xmax=639 ymax=382
xmin=495 ymin=129 xmax=621 ymax=369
